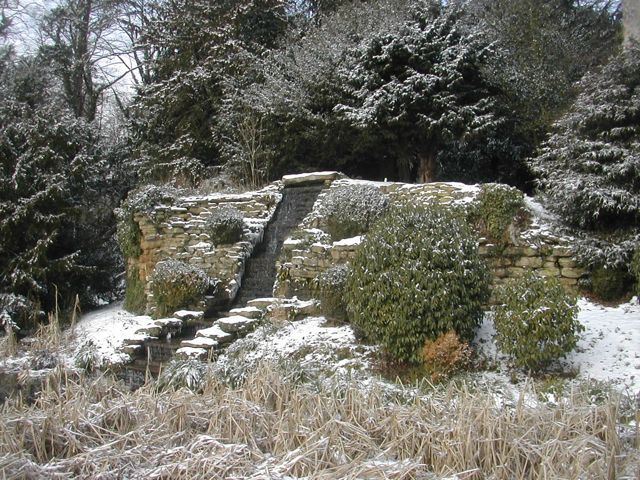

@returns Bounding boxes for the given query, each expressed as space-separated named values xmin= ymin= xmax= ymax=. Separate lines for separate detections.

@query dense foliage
xmin=319 ymin=185 xmax=389 ymax=240
xmin=150 ymin=259 xmax=214 ymax=317
xmin=206 ymin=207 xmax=245 ymax=245
xmin=316 ymin=263 xmax=349 ymax=322
xmin=494 ymin=271 xmax=582 ymax=372
xmin=475 ymin=184 xmax=526 ymax=245
xmin=345 ymin=204 xmax=490 ymax=364
xmin=531 ymin=45 xmax=640 ymax=270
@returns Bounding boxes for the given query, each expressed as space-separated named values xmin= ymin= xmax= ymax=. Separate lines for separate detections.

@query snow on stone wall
xmin=130 ymin=184 xmax=282 ymax=315
xmin=275 ymin=179 xmax=584 ymax=303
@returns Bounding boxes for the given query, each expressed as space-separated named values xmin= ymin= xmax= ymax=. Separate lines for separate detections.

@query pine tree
xmin=130 ymin=0 xmax=290 ymax=185
xmin=530 ymin=45 xmax=640 ymax=269
xmin=531 ymin=46 xmax=640 ymax=232
xmin=336 ymin=4 xmax=514 ymax=183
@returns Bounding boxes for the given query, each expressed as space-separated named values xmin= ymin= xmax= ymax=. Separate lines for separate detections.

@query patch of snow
xmin=70 ymin=302 xmax=157 ymax=366
xmin=474 ymin=297 xmax=640 ymax=393
xmin=333 ymin=235 xmax=362 ymax=247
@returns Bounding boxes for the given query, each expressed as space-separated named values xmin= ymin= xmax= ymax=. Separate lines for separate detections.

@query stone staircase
xmin=126 ymin=181 xmax=327 ymax=370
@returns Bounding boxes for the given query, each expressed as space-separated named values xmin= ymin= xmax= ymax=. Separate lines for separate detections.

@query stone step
xmin=195 ymin=324 xmax=235 ymax=344
xmin=228 ymin=306 xmax=263 ymax=319
xmin=181 ymin=336 xmax=219 ymax=349
xmin=175 ymin=347 xmax=209 ymax=360
xmin=173 ymin=310 xmax=204 ymax=323
xmin=217 ymin=315 xmax=258 ymax=334
xmin=247 ymin=297 xmax=279 ymax=309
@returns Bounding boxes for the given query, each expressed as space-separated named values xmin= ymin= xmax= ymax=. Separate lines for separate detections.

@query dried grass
xmin=0 ymin=363 xmax=637 ymax=479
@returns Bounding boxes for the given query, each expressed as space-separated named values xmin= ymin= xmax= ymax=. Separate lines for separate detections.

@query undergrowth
xmin=0 ymin=362 xmax=636 ymax=479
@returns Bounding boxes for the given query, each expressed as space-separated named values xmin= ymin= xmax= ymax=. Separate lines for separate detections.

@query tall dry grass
xmin=0 ymin=363 xmax=637 ymax=479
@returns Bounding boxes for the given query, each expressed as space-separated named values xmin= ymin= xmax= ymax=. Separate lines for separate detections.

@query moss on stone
xmin=124 ymin=266 xmax=146 ymax=314
xmin=474 ymin=183 xmax=527 ymax=245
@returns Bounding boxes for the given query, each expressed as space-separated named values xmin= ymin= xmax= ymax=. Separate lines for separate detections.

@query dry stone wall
xmin=129 ymin=184 xmax=282 ymax=315
xmin=274 ymin=179 xmax=585 ymax=302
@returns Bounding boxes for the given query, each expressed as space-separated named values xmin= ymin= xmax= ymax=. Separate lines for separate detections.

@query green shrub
xmin=150 ymin=260 xmax=213 ymax=317
xmin=116 ymin=185 xmax=179 ymax=259
xmin=157 ymin=359 xmax=208 ymax=392
xmin=345 ymin=203 xmax=490 ymax=364
xmin=590 ymin=265 xmax=629 ymax=301
xmin=316 ymin=264 xmax=350 ymax=322
xmin=493 ymin=270 xmax=582 ymax=372
xmin=632 ymin=248 xmax=640 ymax=296
xmin=206 ymin=206 xmax=244 ymax=245
xmin=321 ymin=184 xmax=389 ymax=241
xmin=475 ymin=183 xmax=526 ymax=245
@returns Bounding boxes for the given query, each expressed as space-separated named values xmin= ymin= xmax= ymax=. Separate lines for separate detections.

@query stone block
xmin=561 ymin=267 xmax=583 ymax=279
xmin=514 ymin=257 xmax=544 ymax=268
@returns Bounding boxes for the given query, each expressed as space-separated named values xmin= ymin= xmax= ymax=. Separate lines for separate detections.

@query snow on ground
xmin=70 ymin=302 xmax=157 ymax=366
xmin=216 ymin=316 xmax=374 ymax=382
xmin=475 ymin=296 xmax=640 ymax=393
xmin=66 ymin=296 xmax=640 ymax=394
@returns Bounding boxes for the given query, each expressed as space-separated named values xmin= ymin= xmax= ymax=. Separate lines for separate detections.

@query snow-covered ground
xmin=67 ymin=297 xmax=640 ymax=395
xmin=69 ymin=302 xmax=158 ymax=366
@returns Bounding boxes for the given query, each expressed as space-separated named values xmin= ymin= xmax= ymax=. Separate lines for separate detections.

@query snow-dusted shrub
xmin=150 ymin=260 xmax=214 ymax=317
xmin=116 ymin=185 xmax=179 ymax=259
xmin=206 ymin=206 xmax=244 ymax=245
xmin=0 ymin=293 xmax=38 ymax=331
xmin=494 ymin=270 xmax=582 ymax=372
xmin=589 ymin=266 xmax=629 ymax=302
xmin=74 ymin=341 xmax=99 ymax=373
xmin=421 ymin=330 xmax=473 ymax=383
xmin=157 ymin=359 xmax=208 ymax=392
xmin=316 ymin=264 xmax=350 ymax=322
xmin=474 ymin=183 xmax=526 ymax=245
xmin=345 ymin=203 xmax=490 ymax=364
xmin=321 ymin=184 xmax=389 ymax=241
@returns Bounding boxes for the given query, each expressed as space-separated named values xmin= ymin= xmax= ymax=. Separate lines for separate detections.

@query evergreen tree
xmin=530 ymin=45 xmax=639 ymax=267
xmin=0 ymin=57 xmax=123 ymax=326
xmin=130 ymin=0 xmax=290 ymax=185
xmin=336 ymin=4 xmax=518 ymax=183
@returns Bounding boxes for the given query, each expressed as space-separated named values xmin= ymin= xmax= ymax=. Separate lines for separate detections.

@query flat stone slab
xmin=247 ymin=298 xmax=279 ymax=309
xmin=196 ymin=324 xmax=234 ymax=344
xmin=175 ymin=347 xmax=208 ymax=359
xmin=173 ymin=310 xmax=205 ymax=322
xmin=217 ymin=315 xmax=258 ymax=334
xmin=154 ymin=317 xmax=182 ymax=329
xmin=228 ymin=306 xmax=263 ymax=319
xmin=134 ymin=326 xmax=162 ymax=337
xmin=282 ymin=171 xmax=343 ymax=186
xmin=181 ymin=336 xmax=219 ymax=349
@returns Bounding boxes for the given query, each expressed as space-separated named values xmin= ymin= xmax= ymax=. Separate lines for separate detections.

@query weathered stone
xmin=175 ymin=347 xmax=209 ymax=359
xmin=195 ymin=324 xmax=234 ymax=344
xmin=247 ymin=297 xmax=279 ymax=308
xmin=561 ymin=268 xmax=583 ymax=279
xmin=173 ymin=310 xmax=204 ymax=322
xmin=229 ymin=306 xmax=263 ymax=319
xmin=180 ymin=336 xmax=218 ymax=349
xmin=514 ymin=257 xmax=544 ymax=268
xmin=218 ymin=315 xmax=258 ymax=334
xmin=282 ymin=171 xmax=343 ymax=186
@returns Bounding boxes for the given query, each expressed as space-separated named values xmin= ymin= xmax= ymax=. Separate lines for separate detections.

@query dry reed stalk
xmin=0 ymin=362 xmax=636 ymax=479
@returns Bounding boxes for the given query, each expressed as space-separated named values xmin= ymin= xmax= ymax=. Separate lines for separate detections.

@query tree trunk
xmin=416 ymin=151 xmax=437 ymax=183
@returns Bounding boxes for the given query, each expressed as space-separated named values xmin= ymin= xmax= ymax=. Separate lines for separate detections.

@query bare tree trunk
xmin=416 ymin=151 xmax=437 ymax=183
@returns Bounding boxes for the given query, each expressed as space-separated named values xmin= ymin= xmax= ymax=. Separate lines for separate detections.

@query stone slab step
xmin=246 ymin=297 xmax=279 ymax=309
xmin=228 ymin=306 xmax=263 ymax=319
xmin=175 ymin=347 xmax=209 ymax=360
xmin=181 ymin=336 xmax=219 ymax=349
xmin=173 ymin=310 xmax=204 ymax=322
xmin=195 ymin=324 xmax=234 ymax=344
xmin=217 ymin=315 xmax=258 ymax=334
